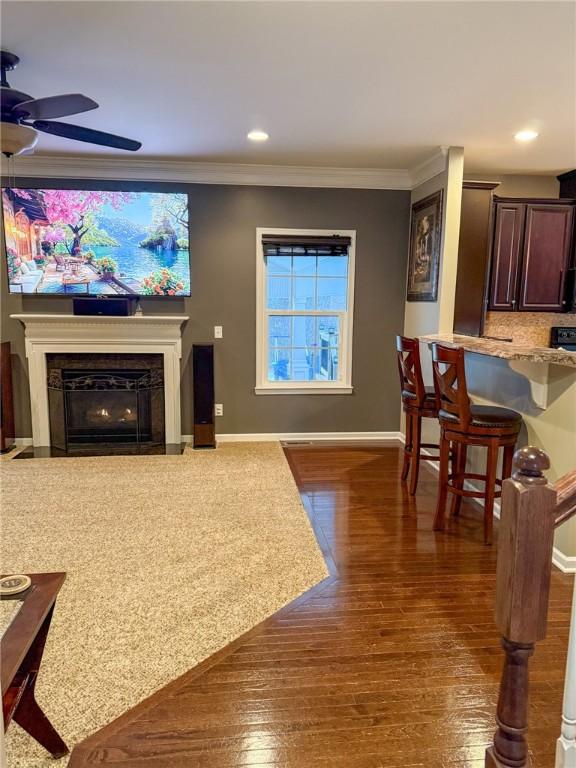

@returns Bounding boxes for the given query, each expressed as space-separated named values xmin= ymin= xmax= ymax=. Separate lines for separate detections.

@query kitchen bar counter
xmin=417 ymin=331 xmax=576 ymax=564
xmin=419 ymin=333 xmax=576 ymax=368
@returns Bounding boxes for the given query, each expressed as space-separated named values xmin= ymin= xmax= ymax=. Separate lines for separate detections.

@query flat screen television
xmin=2 ymin=187 xmax=190 ymax=296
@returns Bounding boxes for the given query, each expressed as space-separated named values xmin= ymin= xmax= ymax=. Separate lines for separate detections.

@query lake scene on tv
xmin=2 ymin=188 xmax=190 ymax=296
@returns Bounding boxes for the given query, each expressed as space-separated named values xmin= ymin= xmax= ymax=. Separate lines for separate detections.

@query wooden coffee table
xmin=1 ymin=572 xmax=68 ymax=758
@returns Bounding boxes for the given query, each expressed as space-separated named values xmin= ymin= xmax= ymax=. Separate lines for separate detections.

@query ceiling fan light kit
xmin=0 ymin=49 xmax=141 ymax=156
xmin=1 ymin=121 xmax=38 ymax=156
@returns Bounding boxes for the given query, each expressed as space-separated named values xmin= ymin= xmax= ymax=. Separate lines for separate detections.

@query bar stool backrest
xmin=396 ymin=336 xmax=426 ymax=408
xmin=431 ymin=343 xmax=472 ymax=430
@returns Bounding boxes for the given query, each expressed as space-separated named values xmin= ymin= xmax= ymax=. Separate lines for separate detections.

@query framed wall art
xmin=406 ymin=190 xmax=443 ymax=302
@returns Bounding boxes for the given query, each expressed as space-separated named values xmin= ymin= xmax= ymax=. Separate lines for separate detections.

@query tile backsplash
xmin=484 ymin=312 xmax=576 ymax=347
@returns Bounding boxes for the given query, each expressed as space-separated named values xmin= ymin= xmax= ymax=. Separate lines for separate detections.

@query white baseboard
xmin=16 ymin=432 xmax=403 ymax=447
xmin=552 ymin=550 xmax=576 ymax=574
xmin=201 ymin=431 xmax=404 ymax=443
xmin=420 ymin=448 xmax=575 ymax=574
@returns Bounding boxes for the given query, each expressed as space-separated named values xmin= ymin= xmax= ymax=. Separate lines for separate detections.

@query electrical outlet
xmin=214 ymin=326 xmax=223 ymax=339
xmin=215 ymin=404 xmax=223 ymax=417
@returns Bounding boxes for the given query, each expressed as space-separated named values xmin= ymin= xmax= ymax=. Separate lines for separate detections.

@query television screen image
xmin=2 ymin=188 xmax=190 ymax=296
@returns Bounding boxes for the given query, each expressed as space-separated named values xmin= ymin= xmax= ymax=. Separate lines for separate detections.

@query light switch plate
xmin=214 ymin=326 xmax=223 ymax=339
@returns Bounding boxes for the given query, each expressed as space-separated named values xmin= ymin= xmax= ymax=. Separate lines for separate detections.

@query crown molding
xmin=1 ymin=148 xmax=452 ymax=190
xmin=409 ymin=147 xmax=448 ymax=188
xmin=2 ymin=155 xmax=414 ymax=190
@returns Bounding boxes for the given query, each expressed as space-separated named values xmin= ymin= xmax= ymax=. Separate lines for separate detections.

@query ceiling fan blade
xmin=14 ymin=93 xmax=98 ymax=120
xmin=32 ymin=120 xmax=142 ymax=151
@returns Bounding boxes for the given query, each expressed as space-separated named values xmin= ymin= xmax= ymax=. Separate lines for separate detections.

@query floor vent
xmin=281 ymin=440 xmax=314 ymax=445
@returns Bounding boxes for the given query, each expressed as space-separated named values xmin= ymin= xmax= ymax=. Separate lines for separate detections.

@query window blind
xmin=262 ymin=234 xmax=351 ymax=256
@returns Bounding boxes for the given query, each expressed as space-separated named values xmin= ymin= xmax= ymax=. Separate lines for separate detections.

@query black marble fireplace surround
xmin=46 ymin=353 xmax=165 ymax=455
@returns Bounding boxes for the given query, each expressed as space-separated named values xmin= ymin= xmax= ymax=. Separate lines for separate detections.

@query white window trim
xmin=255 ymin=227 xmax=356 ymax=395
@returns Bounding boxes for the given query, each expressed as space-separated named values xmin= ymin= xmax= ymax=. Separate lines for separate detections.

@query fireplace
xmin=11 ymin=313 xmax=188 ymax=451
xmin=47 ymin=353 xmax=165 ymax=454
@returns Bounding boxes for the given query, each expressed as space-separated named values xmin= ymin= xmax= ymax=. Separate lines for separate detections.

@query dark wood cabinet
xmin=558 ymin=169 xmax=576 ymax=198
xmin=488 ymin=202 xmax=525 ymax=310
xmin=488 ymin=197 xmax=575 ymax=313
xmin=518 ymin=204 xmax=574 ymax=310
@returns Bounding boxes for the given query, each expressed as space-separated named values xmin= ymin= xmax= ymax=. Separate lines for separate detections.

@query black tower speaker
xmin=192 ymin=344 xmax=215 ymax=449
xmin=0 ymin=342 xmax=15 ymax=454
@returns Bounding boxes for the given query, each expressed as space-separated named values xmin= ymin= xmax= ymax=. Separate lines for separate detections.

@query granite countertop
xmin=419 ymin=333 xmax=576 ymax=368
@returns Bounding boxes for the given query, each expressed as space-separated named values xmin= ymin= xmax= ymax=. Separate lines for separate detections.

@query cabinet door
xmin=489 ymin=202 xmax=525 ymax=310
xmin=518 ymin=204 xmax=574 ymax=311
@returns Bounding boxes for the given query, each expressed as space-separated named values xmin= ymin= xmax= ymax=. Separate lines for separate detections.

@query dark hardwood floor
xmin=70 ymin=444 xmax=573 ymax=767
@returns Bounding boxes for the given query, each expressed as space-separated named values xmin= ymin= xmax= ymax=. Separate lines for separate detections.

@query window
xmin=256 ymin=228 xmax=355 ymax=394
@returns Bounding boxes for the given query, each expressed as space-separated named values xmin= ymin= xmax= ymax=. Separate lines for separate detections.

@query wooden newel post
xmin=486 ymin=446 xmax=557 ymax=768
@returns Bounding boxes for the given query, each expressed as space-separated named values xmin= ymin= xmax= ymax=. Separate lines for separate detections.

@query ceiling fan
xmin=0 ymin=50 xmax=142 ymax=157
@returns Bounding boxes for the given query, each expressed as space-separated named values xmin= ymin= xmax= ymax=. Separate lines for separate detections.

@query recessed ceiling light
xmin=247 ymin=130 xmax=269 ymax=142
xmin=514 ymin=129 xmax=539 ymax=142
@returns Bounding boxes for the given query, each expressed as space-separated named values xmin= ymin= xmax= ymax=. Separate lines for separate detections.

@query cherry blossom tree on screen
xmin=17 ymin=189 xmax=133 ymax=254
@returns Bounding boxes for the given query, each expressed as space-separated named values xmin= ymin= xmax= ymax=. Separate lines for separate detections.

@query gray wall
xmin=1 ymin=180 xmax=410 ymax=437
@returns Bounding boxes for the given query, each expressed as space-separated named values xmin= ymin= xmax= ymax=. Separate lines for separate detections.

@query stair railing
xmin=485 ymin=446 xmax=576 ymax=768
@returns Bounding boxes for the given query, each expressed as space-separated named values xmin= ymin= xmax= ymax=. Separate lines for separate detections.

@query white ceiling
xmin=2 ymin=1 xmax=575 ymax=174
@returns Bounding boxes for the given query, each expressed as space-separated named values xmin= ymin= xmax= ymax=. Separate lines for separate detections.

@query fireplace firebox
xmin=47 ymin=354 xmax=165 ymax=454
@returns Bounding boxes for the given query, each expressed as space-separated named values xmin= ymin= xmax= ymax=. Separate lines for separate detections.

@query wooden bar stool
xmin=396 ymin=335 xmax=441 ymax=495
xmin=431 ymin=343 xmax=522 ymax=545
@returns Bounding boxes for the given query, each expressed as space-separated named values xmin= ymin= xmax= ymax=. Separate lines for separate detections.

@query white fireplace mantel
xmin=11 ymin=314 xmax=189 ymax=448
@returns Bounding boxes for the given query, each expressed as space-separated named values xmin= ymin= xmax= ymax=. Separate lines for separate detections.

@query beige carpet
xmin=1 ymin=442 xmax=328 ymax=767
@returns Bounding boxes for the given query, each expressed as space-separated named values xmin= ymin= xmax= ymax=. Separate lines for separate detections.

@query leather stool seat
xmin=439 ymin=405 xmax=523 ymax=429
xmin=402 ymin=385 xmax=436 ymax=409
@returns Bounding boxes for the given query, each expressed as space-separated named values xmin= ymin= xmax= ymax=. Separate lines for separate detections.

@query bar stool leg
xmin=450 ymin=443 xmax=467 ymax=518
xmin=502 ymin=443 xmax=515 ymax=481
xmin=401 ymin=412 xmax=412 ymax=482
xmin=484 ymin=438 xmax=499 ymax=546
xmin=449 ymin=442 xmax=460 ymax=517
xmin=409 ymin=414 xmax=422 ymax=495
xmin=433 ymin=432 xmax=451 ymax=531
